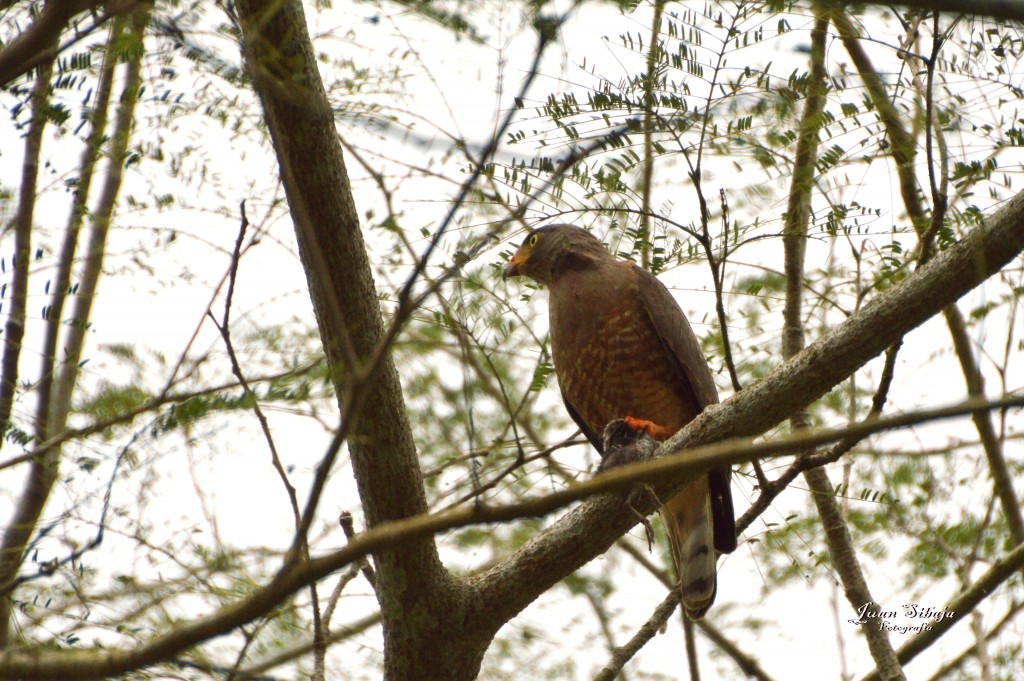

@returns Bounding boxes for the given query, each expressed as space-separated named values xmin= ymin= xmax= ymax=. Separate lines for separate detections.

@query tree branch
xmin=944 ymin=307 xmax=1024 ymax=544
xmin=924 ymin=600 xmax=1023 ymax=681
xmin=859 ymin=542 xmax=1024 ymax=681
xmin=0 ymin=6 xmax=149 ymax=642
xmin=854 ymin=0 xmax=1024 ymax=22
xmin=736 ymin=340 xmax=901 ymax=536
xmin=4 ymin=3 xmax=1023 ymax=668
xmin=805 ymin=467 xmax=906 ymax=680
xmin=231 ymin=1 xmax=468 ymax=678
xmin=471 ymin=180 xmax=1024 ymax=628
xmin=0 ymin=29 xmax=53 ymax=456
xmin=0 ymin=0 xmax=112 ymax=89
xmin=0 ymin=43 xmax=56 ymax=645
xmin=32 ymin=14 xmax=124 ymax=445
xmin=781 ymin=8 xmax=828 ymax=363
xmin=593 ymin=590 xmax=680 ymax=681
xmin=638 ymin=0 xmax=666 ymax=271
xmin=0 ymin=392 xmax=1022 ymax=679
xmin=831 ymin=9 xmax=927 ymax=232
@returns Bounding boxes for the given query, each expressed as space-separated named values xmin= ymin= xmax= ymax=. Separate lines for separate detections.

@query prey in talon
xmin=599 ymin=418 xmax=665 ymax=551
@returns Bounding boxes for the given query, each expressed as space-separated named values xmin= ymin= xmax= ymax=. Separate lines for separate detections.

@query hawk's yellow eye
xmin=529 ymin=233 xmax=539 ymax=247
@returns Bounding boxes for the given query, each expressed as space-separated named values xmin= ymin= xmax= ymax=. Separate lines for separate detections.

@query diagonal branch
xmin=593 ymin=590 xmax=680 ymax=681
xmin=859 ymin=542 xmax=1024 ymax=681
xmin=945 ymin=306 xmax=1024 ymax=544
xmin=0 ymin=0 xmax=131 ymax=89
xmin=0 ymin=2 xmax=92 ymax=86
xmin=0 ymin=393 xmax=1022 ymax=679
xmin=471 ymin=181 xmax=1024 ymax=627
xmin=923 ymin=600 xmax=1023 ymax=681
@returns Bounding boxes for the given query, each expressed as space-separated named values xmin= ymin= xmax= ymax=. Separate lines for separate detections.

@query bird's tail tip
xmin=682 ymin=577 xmax=717 ymax=620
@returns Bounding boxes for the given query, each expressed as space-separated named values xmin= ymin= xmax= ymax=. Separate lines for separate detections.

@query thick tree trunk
xmin=233 ymin=2 xmax=491 ymax=678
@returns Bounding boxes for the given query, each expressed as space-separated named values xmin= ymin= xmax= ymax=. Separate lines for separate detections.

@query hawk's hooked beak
xmin=502 ymin=254 xmax=523 ymax=281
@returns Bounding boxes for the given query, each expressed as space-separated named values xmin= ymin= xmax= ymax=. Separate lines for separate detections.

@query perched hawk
xmin=503 ymin=224 xmax=736 ymax=619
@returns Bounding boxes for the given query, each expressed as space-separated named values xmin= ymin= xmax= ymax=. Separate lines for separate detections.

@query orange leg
xmin=623 ymin=416 xmax=673 ymax=441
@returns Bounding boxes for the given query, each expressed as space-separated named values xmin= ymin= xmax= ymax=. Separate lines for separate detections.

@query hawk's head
xmin=502 ymin=224 xmax=610 ymax=286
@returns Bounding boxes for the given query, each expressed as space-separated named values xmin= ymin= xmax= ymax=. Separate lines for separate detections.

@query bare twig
xmin=683 ymin=614 xmax=701 ymax=681
xmin=224 ymin=623 xmax=266 ymax=681
xmin=593 ymin=590 xmax=680 ymax=681
xmin=712 ymin=189 xmax=744 ymax=395
xmin=321 ymin=563 xmax=364 ymax=631
xmin=615 ymin=539 xmax=779 ymax=681
xmin=206 ymin=203 xmax=325 ymax=679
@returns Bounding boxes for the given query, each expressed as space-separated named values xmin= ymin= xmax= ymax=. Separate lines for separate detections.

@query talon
xmin=627 ymin=486 xmax=664 ymax=552
xmin=623 ymin=494 xmax=655 ymax=550
xmin=639 ymin=516 xmax=655 ymax=551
